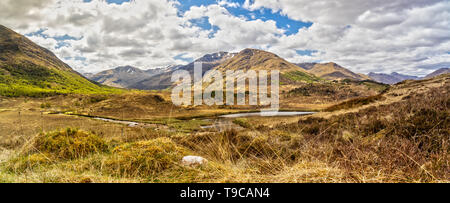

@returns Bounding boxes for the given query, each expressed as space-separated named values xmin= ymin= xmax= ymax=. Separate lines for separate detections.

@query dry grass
xmin=325 ymin=94 xmax=385 ymax=112
xmin=0 ymin=75 xmax=448 ymax=183
xmin=26 ymin=128 xmax=108 ymax=159
xmin=5 ymin=128 xmax=108 ymax=172
xmin=104 ymin=138 xmax=186 ymax=177
xmin=276 ymin=80 xmax=449 ymax=182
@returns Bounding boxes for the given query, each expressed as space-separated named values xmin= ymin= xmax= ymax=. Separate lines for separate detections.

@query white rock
xmin=181 ymin=156 xmax=208 ymax=166
xmin=128 ymin=123 xmax=139 ymax=127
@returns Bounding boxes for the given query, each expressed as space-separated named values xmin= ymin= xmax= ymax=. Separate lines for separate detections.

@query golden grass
xmin=104 ymin=138 xmax=186 ymax=177
xmin=0 ymin=75 xmax=448 ymax=183
xmin=26 ymin=128 xmax=108 ymax=160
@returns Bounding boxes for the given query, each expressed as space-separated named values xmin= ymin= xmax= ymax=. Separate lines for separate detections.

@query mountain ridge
xmin=215 ymin=48 xmax=307 ymax=73
xmin=130 ymin=52 xmax=235 ymax=90
xmin=89 ymin=66 xmax=153 ymax=88
xmin=368 ymin=72 xmax=420 ymax=84
xmin=424 ymin=68 xmax=450 ymax=79
xmin=0 ymin=24 xmax=120 ymax=97
xmin=0 ymin=25 xmax=73 ymax=72
xmin=212 ymin=48 xmax=321 ymax=84
xmin=295 ymin=62 xmax=370 ymax=81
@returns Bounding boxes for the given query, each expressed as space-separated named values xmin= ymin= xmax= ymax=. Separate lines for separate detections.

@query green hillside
xmin=0 ymin=25 xmax=122 ymax=97
xmin=282 ymin=70 xmax=322 ymax=84
xmin=0 ymin=63 xmax=122 ymax=97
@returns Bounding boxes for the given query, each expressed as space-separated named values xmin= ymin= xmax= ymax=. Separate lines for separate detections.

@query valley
xmin=0 ymin=24 xmax=448 ymax=183
xmin=1 ymin=73 xmax=447 ymax=183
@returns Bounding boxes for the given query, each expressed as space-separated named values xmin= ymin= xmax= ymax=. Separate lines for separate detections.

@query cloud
xmin=248 ymin=0 xmax=449 ymax=76
xmin=0 ymin=0 xmax=53 ymax=29
xmin=218 ymin=0 xmax=239 ymax=8
xmin=0 ymin=0 xmax=448 ymax=76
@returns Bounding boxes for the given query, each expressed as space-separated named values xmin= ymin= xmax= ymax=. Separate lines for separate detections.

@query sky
xmin=0 ymin=0 xmax=449 ymax=76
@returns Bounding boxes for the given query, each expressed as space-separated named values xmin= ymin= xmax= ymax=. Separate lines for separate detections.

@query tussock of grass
xmin=179 ymin=129 xmax=304 ymax=174
xmin=104 ymin=138 xmax=186 ymax=177
xmin=25 ymin=128 xmax=108 ymax=160
xmin=232 ymin=118 xmax=251 ymax=128
xmin=5 ymin=153 xmax=53 ymax=172
xmin=146 ymin=118 xmax=212 ymax=133
xmin=5 ymin=128 xmax=107 ymax=173
xmin=168 ymin=119 xmax=212 ymax=132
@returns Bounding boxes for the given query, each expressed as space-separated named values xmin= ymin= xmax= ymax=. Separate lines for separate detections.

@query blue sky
xmin=176 ymin=0 xmax=312 ymax=35
xmin=86 ymin=0 xmax=312 ymax=36
xmin=26 ymin=28 xmax=81 ymax=49
xmin=176 ymin=0 xmax=316 ymax=61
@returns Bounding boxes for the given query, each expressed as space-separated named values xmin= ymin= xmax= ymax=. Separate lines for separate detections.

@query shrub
xmin=288 ymin=83 xmax=336 ymax=96
xmin=88 ymin=95 xmax=108 ymax=103
xmin=298 ymin=117 xmax=328 ymax=135
xmin=40 ymin=102 xmax=51 ymax=109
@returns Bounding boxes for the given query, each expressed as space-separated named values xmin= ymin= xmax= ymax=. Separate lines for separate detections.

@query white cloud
xmin=247 ymin=0 xmax=450 ymax=76
xmin=218 ymin=0 xmax=239 ymax=8
xmin=0 ymin=0 xmax=448 ymax=76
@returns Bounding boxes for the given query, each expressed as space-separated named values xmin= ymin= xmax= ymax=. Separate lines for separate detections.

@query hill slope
xmin=0 ymin=25 xmax=120 ymax=97
xmin=214 ymin=49 xmax=320 ymax=84
xmin=424 ymin=68 xmax=450 ymax=79
xmin=368 ymin=72 xmax=419 ymax=84
xmin=90 ymin=66 xmax=154 ymax=88
xmin=296 ymin=62 xmax=370 ymax=81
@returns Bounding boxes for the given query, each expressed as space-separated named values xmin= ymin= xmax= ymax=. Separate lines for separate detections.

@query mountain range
xmin=88 ymin=65 xmax=168 ymax=88
xmin=368 ymin=72 xmax=419 ymax=84
xmin=88 ymin=51 xmax=449 ymax=89
xmin=368 ymin=68 xmax=449 ymax=84
xmin=87 ymin=49 xmax=375 ymax=90
xmin=0 ymin=24 xmax=448 ymax=95
xmin=130 ymin=52 xmax=236 ymax=90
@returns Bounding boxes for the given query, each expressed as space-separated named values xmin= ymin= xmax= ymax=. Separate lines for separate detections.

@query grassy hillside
xmin=0 ymin=63 xmax=122 ymax=97
xmin=0 ymin=25 xmax=122 ymax=97
xmin=282 ymin=70 xmax=322 ymax=84
xmin=215 ymin=49 xmax=320 ymax=84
